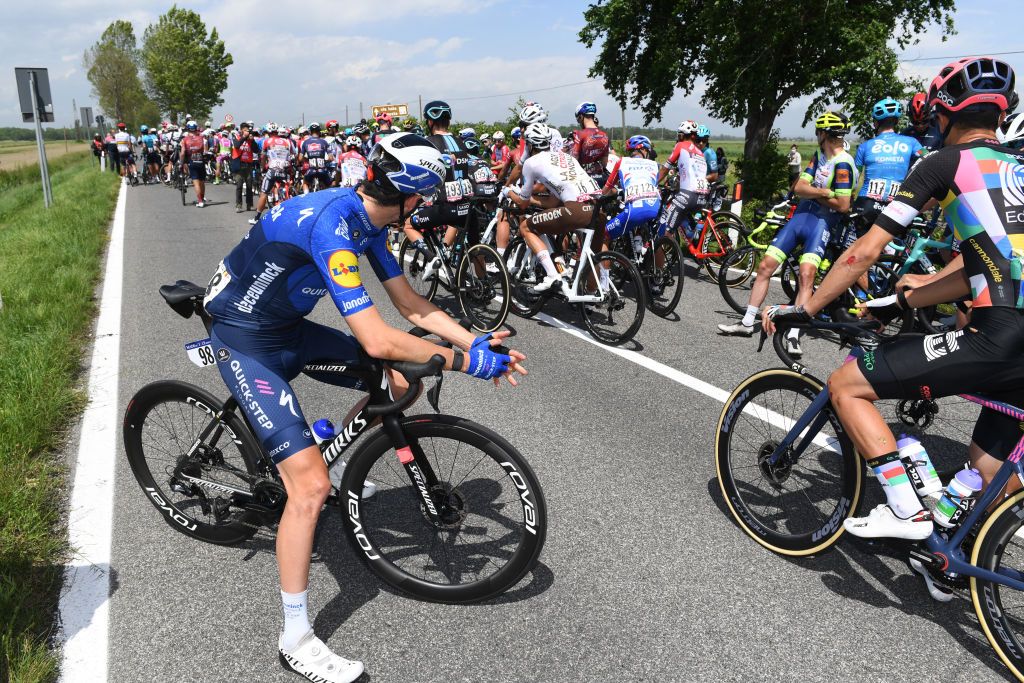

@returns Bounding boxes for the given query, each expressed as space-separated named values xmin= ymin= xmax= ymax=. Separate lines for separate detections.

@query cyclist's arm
xmin=380 ymin=275 xmax=475 ymax=350
xmin=902 ymin=255 xmax=969 ymax=309
xmin=802 ymin=225 xmax=892 ymax=316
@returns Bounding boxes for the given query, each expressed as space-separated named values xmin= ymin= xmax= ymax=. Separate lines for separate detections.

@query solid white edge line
xmin=532 ymin=310 xmax=839 ymax=451
xmin=57 ymin=178 xmax=126 ymax=682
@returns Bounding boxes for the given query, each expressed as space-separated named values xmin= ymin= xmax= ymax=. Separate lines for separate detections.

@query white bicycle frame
xmin=530 ymin=228 xmax=611 ymax=304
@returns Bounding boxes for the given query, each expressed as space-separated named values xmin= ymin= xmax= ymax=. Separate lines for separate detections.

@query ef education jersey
xmin=854 ymin=131 xmax=923 ymax=202
xmin=877 ymin=140 xmax=1024 ymax=310
xmin=204 ymin=188 xmax=402 ymax=330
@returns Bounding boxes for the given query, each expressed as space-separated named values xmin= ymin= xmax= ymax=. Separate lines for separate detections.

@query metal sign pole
xmin=29 ymin=71 xmax=53 ymax=208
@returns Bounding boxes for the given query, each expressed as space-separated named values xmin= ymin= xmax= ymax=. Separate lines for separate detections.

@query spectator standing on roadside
xmin=231 ymin=121 xmax=259 ymax=213
xmin=716 ymin=147 xmax=729 ymax=180
xmin=105 ymin=130 xmax=120 ymax=175
xmin=787 ymin=144 xmax=802 ymax=185
xmin=91 ymin=133 xmax=105 ymax=168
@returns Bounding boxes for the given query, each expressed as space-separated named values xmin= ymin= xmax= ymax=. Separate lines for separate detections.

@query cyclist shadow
xmin=705 ymin=477 xmax=1013 ymax=680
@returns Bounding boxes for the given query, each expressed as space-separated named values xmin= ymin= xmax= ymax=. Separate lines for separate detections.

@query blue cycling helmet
xmin=366 ymin=132 xmax=446 ymax=197
xmin=872 ymin=97 xmax=903 ymax=121
xmin=140 ymin=125 xmax=149 ymax=133
xmin=575 ymin=101 xmax=598 ymax=118
xmin=697 ymin=125 xmax=711 ymax=138
xmin=185 ymin=121 xmax=198 ymax=131
xmin=626 ymin=135 xmax=652 ymax=151
xmin=510 ymin=126 xmax=521 ymax=139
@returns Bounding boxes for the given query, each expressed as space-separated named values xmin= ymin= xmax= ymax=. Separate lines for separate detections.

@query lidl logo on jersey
xmin=328 ymin=250 xmax=361 ymax=288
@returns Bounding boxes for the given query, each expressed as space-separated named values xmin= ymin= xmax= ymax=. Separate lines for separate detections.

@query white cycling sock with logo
xmin=867 ymin=452 xmax=924 ymax=519
xmin=280 ymin=589 xmax=311 ymax=650
xmin=536 ymin=250 xmax=559 ymax=278
xmin=497 ymin=247 xmax=506 ymax=257
xmin=741 ymin=305 xmax=759 ymax=327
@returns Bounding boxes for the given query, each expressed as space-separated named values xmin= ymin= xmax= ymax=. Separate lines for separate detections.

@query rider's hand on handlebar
xmin=896 ymin=272 xmax=930 ymax=291
xmin=854 ymin=293 xmax=904 ymax=324
xmin=465 ymin=331 xmax=528 ymax=387
xmin=762 ymin=304 xmax=811 ymax=335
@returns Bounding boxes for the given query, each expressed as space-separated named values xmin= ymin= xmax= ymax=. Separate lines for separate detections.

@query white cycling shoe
xmin=530 ymin=274 xmax=569 ymax=295
xmin=279 ymin=630 xmax=363 ymax=683
xmin=717 ymin=322 xmax=756 ymax=336
xmin=330 ymin=461 xmax=377 ymax=499
xmin=843 ymin=504 xmax=933 ymax=540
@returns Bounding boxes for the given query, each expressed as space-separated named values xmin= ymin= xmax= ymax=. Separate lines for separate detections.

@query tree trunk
xmin=742 ymin=103 xmax=777 ymax=181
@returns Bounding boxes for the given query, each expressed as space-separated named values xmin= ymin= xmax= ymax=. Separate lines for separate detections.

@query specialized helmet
xmin=908 ymin=93 xmax=929 ymax=124
xmin=458 ymin=127 xmax=476 ymax=140
xmin=492 ymin=130 xmax=505 ymax=141
xmin=872 ymin=97 xmax=903 ymax=121
xmin=997 ymin=112 xmax=1024 ymax=149
xmin=626 ymin=135 xmax=652 ymax=151
xmin=518 ymin=104 xmax=546 ymax=125
xmin=523 ymin=123 xmax=551 ymax=149
xmin=696 ymin=125 xmax=711 ymax=139
xmin=117 ymin=121 xmax=126 ymax=129
xmin=140 ymin=125 xmax=148 ymax=133
xmin=366 ymin=132 xmax=446 ymax=196
xmin=308 ymin=122 xmax=321 ymax=133
xmin=345 ymin=135 xmax=361 ymax=148
xmin=423 ymin=100 xmax=452 ymax=122
xmin=352 ymin=123 xmax=370 ymax=135
xmin=186 ymin=121 xmax=198 ymax=131
xmin=575 ymin=101 xmax=597 ymax=118
xmin=814 ymin=111 xmax=851 ymax=136
xmin=928 ymin=57 xmax=1015 ymax=114
xmin=510 ymin=126 xmax=521 ymax=139
xmin=677 ymin=120 xmax=697 ymax=135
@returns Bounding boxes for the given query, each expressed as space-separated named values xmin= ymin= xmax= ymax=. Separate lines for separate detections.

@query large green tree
xmin=83 ymin=20 xmax=148 ymax=126
xmin=141 ymin=6 xmax=232 ymax=123
xmin=579 ymin=0 xmax=955 ymax=189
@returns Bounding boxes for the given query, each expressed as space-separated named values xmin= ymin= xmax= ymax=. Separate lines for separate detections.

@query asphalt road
xmin=100 ymin=181 xmax=1010 ymax=682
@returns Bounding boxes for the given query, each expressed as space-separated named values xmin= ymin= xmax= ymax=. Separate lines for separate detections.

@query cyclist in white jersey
xmin=502 ymin=123 xmax=599 ymax=295
xmin=114 ymin=123 xmax=136 ymax=179
xmin=657 ymin=120 xmax=708 ymax=239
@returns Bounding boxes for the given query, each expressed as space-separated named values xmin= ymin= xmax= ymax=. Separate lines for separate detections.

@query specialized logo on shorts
xmin=923 ymin=330 xmax=964 ymax=362
xmin=328 ymin=250 xmax=361 ymax=288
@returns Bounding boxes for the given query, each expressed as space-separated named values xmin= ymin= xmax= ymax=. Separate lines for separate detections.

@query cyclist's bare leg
xmin=795 ymin=262 xmax=816 ymax=307
xmin=745 ymin=254 xmax=782 ymax=310
xmin=496 ymin=211 xmax=510 ymax=252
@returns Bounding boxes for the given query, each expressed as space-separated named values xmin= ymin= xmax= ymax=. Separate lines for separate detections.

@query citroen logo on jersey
xmin=297 ymin=207 xmax=315 ymax=226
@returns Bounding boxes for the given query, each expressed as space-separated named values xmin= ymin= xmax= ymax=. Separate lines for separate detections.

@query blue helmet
xmin=626 ymin=135 xmax=652 ymax=151
xmin=367 ymin=133 xmax=446 ymax=197
xmin=140 ymin=125 xmax=148 ymax=133
xmin=458 ymin=127 xmax=477 ymax=140
xmin=185 ymin=121 xmax=198 ymax=131
xmin=575 ymin=101 xmax=597 ymax=118
xmin=510 ymin=126 xmax=521 ymax=139
xmin=872 ymin=97 xmax=903 ymax=121
xmin=696 ymin=125 xmax=711 ymax=139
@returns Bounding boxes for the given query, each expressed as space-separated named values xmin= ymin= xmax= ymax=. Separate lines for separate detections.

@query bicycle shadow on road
xmin=705 ymin=477 xmax=1014 ymax=681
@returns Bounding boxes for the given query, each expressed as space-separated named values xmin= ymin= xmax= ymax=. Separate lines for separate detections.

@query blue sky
xmin=1 ymin=0 xmax=1021 ymax=135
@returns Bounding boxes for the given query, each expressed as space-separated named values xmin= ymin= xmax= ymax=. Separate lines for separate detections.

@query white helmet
xmin=458 ymin=127 xmax=476 ymax=140
xmin=519 ymin=104 xmax=546 ymax=125
xmin=480 ymin=133 xmax=491 ymax=142
xmin=677 ymin=120 xmax=698 ymax=135
xmin=266 ymin=122 xmax=278 ymax=133
xmin=298 ymin=126 xmax=308 ymax=136
xmin=366 ymin=132 xmax=446 ymax=196
xmin=998 ymin=112 xmax=1024 ymax=147
xmin=523 ymin=123 xmax=551 ymax=149
xmin=492 ymin=130 xmax=505 ymax=141
xmin=345 ymin=135 xmax=361 ymax=148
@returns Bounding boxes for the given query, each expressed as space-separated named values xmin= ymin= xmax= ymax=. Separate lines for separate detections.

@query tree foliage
xmin=141 ymin=6 xmax=232 ymax=123
xmin=83 ymin=21 xmax=148 ymax=126
xmin=579 ymin=0 xmax=955 ymax=195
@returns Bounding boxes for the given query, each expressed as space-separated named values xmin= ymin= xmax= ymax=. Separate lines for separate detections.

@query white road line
xmin=57 ymin=179 xmax=126 ymax=682
xmin=533 ymin=310 xmax=838 ymax=451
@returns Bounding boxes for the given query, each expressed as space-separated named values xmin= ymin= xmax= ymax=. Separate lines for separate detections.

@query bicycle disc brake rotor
xmin=757 ymin=440 xmax=793 ymax=485
xmin=896 ymin=399 xmax=938 ymax=429
xmin=422 ymin=483 xmax=467 ymax=529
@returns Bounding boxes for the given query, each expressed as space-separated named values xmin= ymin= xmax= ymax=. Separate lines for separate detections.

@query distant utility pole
xmin=345 ymin=105 xmax=349 ymax=126
xmin=620 ymin=104 xmax=626 ymax=150
xmin=418 ymin=94 xmax=423 ymax=120
xmin=359 ymin=102 xmax=363 ymax=121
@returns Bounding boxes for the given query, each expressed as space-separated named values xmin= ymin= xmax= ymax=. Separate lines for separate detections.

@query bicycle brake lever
xmin=426 ymin=373 xmax=443 ymax=414
xmin=756 ymin=327 xmax=768 ymax=353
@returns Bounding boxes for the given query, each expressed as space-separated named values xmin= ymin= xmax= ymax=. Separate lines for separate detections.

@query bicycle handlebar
xmin=757 ymin=316 xmax=883 ymax=354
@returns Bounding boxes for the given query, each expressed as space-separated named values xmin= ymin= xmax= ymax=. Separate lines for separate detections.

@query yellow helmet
xmin=814 ymin=111 xmax=851 ymax=136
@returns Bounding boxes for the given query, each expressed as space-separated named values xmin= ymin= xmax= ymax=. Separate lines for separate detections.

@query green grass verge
xmin=0 ymin=153 xmax=120 ymax=683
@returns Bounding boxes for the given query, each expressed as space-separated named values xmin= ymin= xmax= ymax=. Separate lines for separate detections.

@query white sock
xmin=280 ymin=589 xmax=311 ymax=650
xmin=741 ymin=305 xmax=759 ymax=327
xmin=599 ymin=265 xmax=610 ymax=288
xmin=497 ymin=247 xmax=505 ymax=257
xmin=867 ymin=453 xmax=924 ymax=518
xmin=536 ymin=250 xmax=559 ymax=278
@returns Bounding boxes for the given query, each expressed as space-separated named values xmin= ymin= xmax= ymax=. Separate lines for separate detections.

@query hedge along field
xmin=0 ymin=152 xmax=119 ymax=683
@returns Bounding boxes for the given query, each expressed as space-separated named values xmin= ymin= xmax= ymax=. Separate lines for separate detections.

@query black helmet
xmin=423 ymin=100 xmax=452 ymax=122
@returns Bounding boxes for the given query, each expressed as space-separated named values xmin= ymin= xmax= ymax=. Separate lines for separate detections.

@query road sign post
xmin=81 ymin=106 xmax=93 ymax=142
xmin=16 ymin=68 xmax=55 ymax=208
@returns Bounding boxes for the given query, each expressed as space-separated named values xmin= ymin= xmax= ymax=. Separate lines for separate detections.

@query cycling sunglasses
xmin=424 ymin=106 xmax=451 ymax=120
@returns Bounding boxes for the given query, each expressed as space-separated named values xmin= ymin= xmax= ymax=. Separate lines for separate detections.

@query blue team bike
xmin=716 ymin=317 xmax=1024 ymax=681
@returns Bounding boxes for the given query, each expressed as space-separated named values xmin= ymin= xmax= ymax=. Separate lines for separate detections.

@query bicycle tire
xmin=715 ymin=369 xmax=863 ymax=555
xmin=971 ymin=489 xmax=1024 ymax=682
xmin=701 ymin=214 xmax=745 ymax=282
xmin=578 ymin=250 xmax=646 ymax=345
xmin=340 ymin=414 xmax=546 ymax=603
xmin=456 ymin=243 xmax=510 ymax=333
xmin=398 ymin=236 xmax=440 ymax=301
xmin=179 ymin=176 xmax=187 ymax=206
xmin=718 ymin=247 xmax=760 ymax=314
xmin=645 ymin=236 xmax=684 ymax=317
xmin=505 ymin=236 xmax=547 ymax=318
xmin=779 ymin=257 xmax=798 ymax=303
xmin=123 ymin=380 xmax=264 ymax=545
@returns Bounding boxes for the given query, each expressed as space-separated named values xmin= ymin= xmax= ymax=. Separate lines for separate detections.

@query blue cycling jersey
xmin=703 ymin=147 xmax=718 ymax=174
xmin=854 ymin=131 xmax=923 ymax=202
xmin=204 ymin=188 xmax=402 ymax=331
xmin=141 ymin=133 xmax=157 ymax=151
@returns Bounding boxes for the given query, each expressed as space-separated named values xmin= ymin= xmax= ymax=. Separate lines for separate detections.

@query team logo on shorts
xmin=216 ymin=348 xmax=231 ymax=362
xmin=328 ymin=250 xmax=361 ymax=288
xmin=923 ymin=330 xmax=964 ymax=362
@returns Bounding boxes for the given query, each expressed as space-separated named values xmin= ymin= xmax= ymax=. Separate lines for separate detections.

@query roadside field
xmin=0 ymin=141 xmax=91 ymax=171
xmin=0 ymin=153 xmax=120 ymax=683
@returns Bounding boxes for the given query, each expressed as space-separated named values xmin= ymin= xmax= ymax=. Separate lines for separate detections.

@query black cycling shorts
xmin=857 ymin=307 xmax=1024 ymax=460
xmin=188 ymin=161 xmax=206 ymax=180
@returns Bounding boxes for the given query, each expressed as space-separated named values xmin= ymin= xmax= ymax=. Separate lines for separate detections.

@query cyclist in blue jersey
xmin=601 ymin=135 xmax=662 ymax=246
xmin=853 ymin=98 xmax=923 ymax=228
xmin=696 ymin=125 xmax=719 ymax=185
xmin=204 ymin=132 xmax=526 ymax=683
xmin=139 ymin=125 xmax=160 ymax=183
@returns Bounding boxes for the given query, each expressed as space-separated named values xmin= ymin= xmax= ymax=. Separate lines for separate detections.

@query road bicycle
xmin=888 ymin=223 xmax=960 ymax=333
xmin=666 ymin=194 xmax=746 ymax=284
xmin=123 ymin=281 xmax=546 ymax=603
xmin=606 ymin=204 xmax=685 ymax=317
xmin=715 ymin=199 xmax=799 ymax=292
xmin=504 ymin=195 xmax=647 ymax=346
xmin=716 ymin=318 xmax=1024 ymax=681
xmin=398 ymin=196 xmax=510 ymax=333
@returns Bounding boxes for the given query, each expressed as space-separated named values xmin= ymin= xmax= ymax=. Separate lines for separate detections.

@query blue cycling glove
xmin=466 ymin=334 xmax=512 ymax=380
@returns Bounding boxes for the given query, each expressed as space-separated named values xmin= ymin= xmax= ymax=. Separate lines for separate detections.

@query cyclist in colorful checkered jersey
xmin=765 ymin=57 xmax=1023 ymax=542
xmin=719 ymin=111 xmax=856 ymax=357
xmin=203 ymin=132 xmax=526 ymax=683
xmin=854 ymin=98 xmax=924 ymax=227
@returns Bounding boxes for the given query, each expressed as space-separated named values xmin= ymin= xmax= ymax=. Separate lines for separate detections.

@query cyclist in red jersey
xmin=180 ymin=121 xmax=208 ymax=207
xmin=490 ymin=131 xmax=511 ymax=173
xmin=567 ymin=101 xmax=611 ymax=185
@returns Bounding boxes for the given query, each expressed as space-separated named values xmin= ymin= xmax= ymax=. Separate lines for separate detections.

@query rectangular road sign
xmin=80 ymin=106 xmax=93 ymax=127
xmin=371 ymin=104 xmax=409 ymax=119
xmin=15 ymin=67 xmax=54 ymax=123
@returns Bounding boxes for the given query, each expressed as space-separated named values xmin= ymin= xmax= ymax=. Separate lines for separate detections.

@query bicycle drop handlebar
xmin=757 ymin=316 xmax=884 ymax=355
